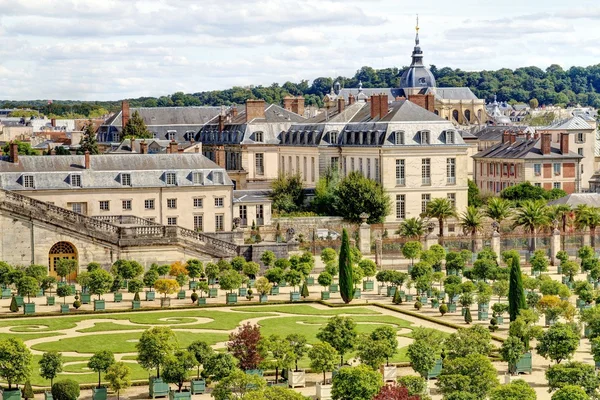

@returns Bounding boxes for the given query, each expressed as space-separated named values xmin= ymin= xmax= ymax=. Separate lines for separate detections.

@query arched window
xmin=452 ymin=110 xmax=459 ymax=122
xmin=465 ymin=110 xmax=471 ymax=122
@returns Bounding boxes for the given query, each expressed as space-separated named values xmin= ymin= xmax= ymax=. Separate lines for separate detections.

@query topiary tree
xmin=260 ymin=251 xmax=276 ymax=267
xmin=402 ymin=241 xmax=422 ymax=267
xmin=202 ymin=353 xmax=237 ymax=382
xmin=264 ymin=267 xmax=283 ymax=286
xmin=551 ymin=385 xmax=590 ymax=400
xmin=143 ymin=269 xmax=159 ymax=292
xmin=464 ymin=307 xmax=472 ymax=324
xmin=369 ymin=326 xmax=398 ymax=366
xmin=56 ymin=285 xmax=72 ymax=305
xmin=175 ymin=273 xmax=188 ymax=292
xmin=437 ymin=354 xmax=499 ymax=399
xmin=55 ymin=259 xmax=78 ymax=283
xmin=0 ymin=337 xmax=32 ymax=389
xmin=105 ymin=362 xmax=131 ymax=400
xmin=259 ymin=334 xmax=294 ymax=384
xmin=338 ymin=229 xmax=354 ymax=303
xmin=489 ymin=379 xmax=536 ymax=400
xmin=254 ymin=277 xmax=272 ymax=297
xmin=505 ymin=251 xmax=526 ymax=321
xmin=128 ymin=279 xmax=143 ymax=302
xmin=500 ymin=335 xmax=525 ymax=375
xmin=321 ymin=248 xmax=337 ymax=264
xmin=284 ymin=270 xmax=302 ymax=292
xmin=39 ymin=351 xmax=63 ymax=387
xmin=51 ymin=380 xmax=80 ymax=400
xmin=308 ymin=342 xmax=338 ymax=384
xmin=154 ymin=279 xmax=179 ymax=299
xmin=205 ymin=263 xmax=219 ymax=287
xmin=162 ymin=350 xmax=196 ymax=392
xmin=88 ymin=269 xmax=114 ymax=300
xmin=186 ymin=259 xmax=204 ymax=282
xmin=187 ymin=341 xmax=214 ymax=379
xmin=88 ymin=350 xmax=115 ymax=388
xmin=331 ymin=365 xmax=383 ymax=400
xmin=536 ymin=323 xmax=579 ymax=364
xmin=318 ymin=272 xmax=332 ymax=291
xmin=136 ymin=327 xmax=178 ymax=378
xmin=243 ymin=262 xmax=260 ymax=283
xmin=22 ymin=381 xmax=34 ymax=400
xmin=219 ymin=270 xmax=243 ymax=293
xmin=316 ymin=316 xmax=357 ymax=365
xmin=17 ymin=276 xmax=39 ymax=303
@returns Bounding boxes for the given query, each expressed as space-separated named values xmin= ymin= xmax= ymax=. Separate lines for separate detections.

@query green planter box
xmin=81 ymin=293 xmax=91 ymax=304
xmin=329 ymin=283 xmax=339 ymax=293
xmin=69 ymin=284 xmax=76 ymax=293
xmin=60 ymin=304 xmax=69 ymax=313
xmin=431 ymin=299 xmax=439 ymax=308
xmin=37 ymin=289 xmax=44 ymax=297
xmin=420 ymin=295 xmax=428 ymax=304
xmin=496 ymin=315 xmax=504 ymax=325
xmin=177 ymin=290 xmax=186 ymax=300
xmin=510 ymin=352 xmax=532 ymax=374
xmin=427 ymin=359 xmax=443 ymax=379
xmin=15 ymin=296 xmax=23 ymax=307
xmin=557 ymin=265 xmax=562 ymax=274
xmin=113 ymin=293 xmax=123 ymax=303
xmin=386 ymin=286 xmax=397 ymax=297
xmin=209 ymin=288 xmax=218 ymax=298
xmin=321 ymin=291 xmax=330 ymax=300
xmin=94 ymin=299 xmax=105 ymax=311
xmin=248 ymin=279 xmax=255 ymax=288
xmin=132 ymin=300 xmax=141 ymax=310
xmin=191 ymin=379 xmax=206 ymax=395
xmin=208 ymin=278 xmax=217 ymax=285
xmin=477 ymin=310 xmax=488 ymax=321
xmin=197 ymin=297 xmax=207 ymax=305
xmin=354 ymin=288 xmax=362 ymax=299
xmin=120 ymin=280 xmax=128 ymax=289
xmin=149 ymin=377 xmax=169 ymax=399
xmin=46 ymin=296 xmax=55 ymax=306
xmin=259 ymin=294 xmax=268 ymax=303
xmin=2 ymin=389 xmax=21 ymax=400
xmin=226 ymin=293 xmax=238 ymax=305
xmin=438 ymin=291 xmax=445 ymax=300
xmin=92 ymin=386 xmax=108 ymax=400
xmin=290 ymin=292 xmax=300 ymax=302
xmin=279 ymin=281 xmax=287 ymax=287
xmin=270 ymin=286 xmax=279 ymax=295
xmin=23 ymin=303 xmax=35 ymax=315
xmin=405 ymin=294 xmax=414 ymax=301
xmin=448 ymin=303 xmax=457 ymax=312
xmin=44 ymin=392 xmax=53 ymax=400
xmin=306 ymin=277 xmax=315 ymax=286
xmin=363 ymin=280 xmax=374 ymax=291
xmin=239 ymin=287 xmax=248 ymax=297
xmin=188 ymin=281 xmax=198 ymax=290
xmin=169 ymin=391 xmax=191 ymax=400
xmin=145 ymin=291 xmax=156 ymax=301
xmin=478 ymin=303 xmax=489 ymax=311
xmin=1 ymin=288 xmax=11 ymax=299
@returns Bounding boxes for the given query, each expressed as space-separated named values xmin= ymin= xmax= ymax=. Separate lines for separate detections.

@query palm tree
xmin=575 ymin=205 xmax=600 ymax=247
xmin=485 ymin=197 xmax=512 ymax=224
xmin=425 ymin=198 xmax=457 ymax=237
xmin=548 ymin=204 xmax=571 ymax=233
xmin=460 ymin=206 xmax=484 ymax=252
xmin=396 ymin=217 xmax=425 ymax=239
xmin=512 ymin=200 xmax=551 ymax=251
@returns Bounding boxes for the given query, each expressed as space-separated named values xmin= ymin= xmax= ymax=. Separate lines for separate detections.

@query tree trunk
xmin=439 ymin=219 xmax=444 ymax=237
xmin=157 ymin=365 xmax=160 ymax=379
xmin=275 ymin=367 xmax=279 ymax=384
xmin=98 ymin=371 xmax=101 ymax=388
xmin=323 ymin=371 xmax=326 ymax=384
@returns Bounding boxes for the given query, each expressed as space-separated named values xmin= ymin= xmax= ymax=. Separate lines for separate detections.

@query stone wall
xmin=269 ymin=216 xmax=358 ymax=241
xmin=238 ymin=243 xmax=290 ymax=267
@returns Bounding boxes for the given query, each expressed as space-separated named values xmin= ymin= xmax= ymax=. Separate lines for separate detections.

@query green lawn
xmin=234 ymin=305 xmax=379 ymax=315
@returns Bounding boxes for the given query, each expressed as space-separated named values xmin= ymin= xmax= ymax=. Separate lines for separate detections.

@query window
xmin=446 ymin=130 xmax=455 ymax=144
xmin=396 ymin=159 xmax=405 ymax=185
xmin=72 ymin=203 xmax=84 ymax=214
xmin=447 ymin=193 xmax=456 ymax=208
xmin=70 ymin=174 xmax=81 ymax=187
xmin=167 ymin=198 xmax=177 ymax=209
xmin=375 ymin=159 xmax=379 ymax=182
xmin=281 ymin=156 xmax=285 ymax=174
xmin=22 ymin=175 xmax=34 ymax=188
xmin=553 ymin=182 xmax=561 ymax=189
xmin=422 ymin=158 xmax=431 ymax=185
xmin=303 ymin=157 xmax=307 ymax=179
xmin=578 ymin=148 xmax=584 ymax=156
xmin=212 ymin=171 xmax=224 ymax=184
xmin=553 ymin=163 xmax=561 ymax=176
xmin=396 ymin=195 xmax=406 ymax=219
xmin=215 ymin=214 xmax=224 ymax=231
xmin=343 ymin=157 xmax=347 ymax=176
xmin=193 ymin=215 xmax=203 ymax=231
xmin=311 ymin=157 xmax=315 ymax=182
xmin=255 ymin=131 xmax=263 ymax=142
xmin=215 ymin=197 xmax=224 ymax=207
xmin=395 ymin=131 xmax=405 ymax=145
xmin=99 ymin=201 xmax=110 ymax=211
xmin=165 ymin=172 xmax=176 ymax=185
xmin=167 ymin=131 xmax=176 ymax=141
xmin=255 ymin=153 xmax=264 ymax=176
xmin=257 ymin=205 xmax=264 ymax=225
xmin=122 ymin=200 xmax=132 ymax=211
xmin=193 ymin=198 xmax=203 ymax=208
xmin=288 ymin=156 xmax=292 ymax=172
xmin=420 ymin=131 xmax=430 ymax=145
xmin=577 ymin=132 xmax=585 ymax=143
xmin=167 ymin=217 xmax=177 ymax=226
xmin=447 ymin=158 xmax=456 ymax=184
xmin=421 ymin=194 xmax=431 ymax=215
xmin=367 ymin=158 xmax=371 ymax=179
xmin=534 ymin=164 xmax=541 ymax=176
xmin=330 ymin=132 xmax=338 ymax=143
xmin=359 ymin=158 xmax=363 ymax=174
xmin=331 ymin=157 xmax=339 ymax=170
xmin=510 ymin=164 xmax=515 ymax=176
xmin=121 ymin=173 xmax=131 ymax=186
xmin=296 ymin=156 xmax=300 ymax=172
xmin=239 ymin=205 xmax=248 ymax=226
xmin=144 ymin=199 xmax=155 ymax=210
xmin=351 ymin=157 xmax=355 ymax=171
xmin=192 ymin=172 xmax=203 ymax=185
xmin=534 ymin=183 xmax=542 ymax=188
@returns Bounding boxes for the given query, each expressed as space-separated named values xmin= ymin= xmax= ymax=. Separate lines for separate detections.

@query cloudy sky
xmin=1 ymin=0 xmax=599 ymax=100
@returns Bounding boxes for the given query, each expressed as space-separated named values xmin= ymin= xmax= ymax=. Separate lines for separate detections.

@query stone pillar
xmin=474 ymin=237 xmax=483 ymax=253
xmin=491 ymin=231 xmax=501 ymax=262
xmin=584 ymin=230 xmax=591 ymax=247
xmin=359 ymin=221 xmax=371 ymax=255
xmin=232 ymin=228 xmax=244 ymax=246
xmin=424 ymin=233 xmax=438 ymax=250
xmin=551 ymin=228 xmax=561 ymax=266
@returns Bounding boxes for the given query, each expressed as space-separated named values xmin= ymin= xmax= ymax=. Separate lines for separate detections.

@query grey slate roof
xmin=428 ymin=87 xmax=478 ymax=100
xmin=233 ymin=190 xmax=272 ymax=204
xmin=542 ymin=116 xmax=593 ymax=130
xmin=473 ymin=137 xmax=583 ymax=160
xmin=0 ymin=153 xmax=233 ymax=191
xmin=474 ymin=126 xmax=531 ymax=142
xmin=548 ymin=193 xmax=600 ymax=207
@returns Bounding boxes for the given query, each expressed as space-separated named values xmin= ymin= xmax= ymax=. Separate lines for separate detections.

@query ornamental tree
xmin=205 ymin=263 xmax=219 ymax=287
xmin=55 ymin=259 xmax=78 ymax=283
xmin=437 ymin=354 xmax=499 ymax=399
xmin=17 ymin=277 xmax=39 ymax=303
xmin=308 ymin=342 xmax=338 ymax=384
xmin=506 ymin=251 xmax=526 ymax=321
xmin=111 ymin=260 xmax=144 ymax=281
xmin=143 ymin=269 xmax=159 ymax=291
xmin=136 ymin=327 xmax=178 ymax=378
xmin=284 ymin=269 xmax=302 ymax=292
xmin=264 ymin=267 xmax=283 ymax=286
xmin=545 ymin=361 xmax=599 ymax=396
xmin=489 ymin=379 xmax=536 ymax=400
xmin=219 ymin=270 xmax=243 ymax=293
xmin=500 ymin=336 xmax=525 ymax=375
xmin=259 ymin=334 xmax=294 ymax=383
xmin=39 ymin=351 xmax=63 ymax=387
xmin=318 ymin=272 xmax=333 ymax=290
xmin=162 ymin=350 xmax=196 ymax=392
xmin=370 ymin=326 xmax=398 ymax=366
xmin=357 ymin=333 xmax=389 ymax=370
xmin=212 ymin=368 xmax=266 ymax=400
xmin=87 ymin=350 xmax=115 ymax=388
xmin=536 ymin=323 xmax=579 ymax=364
xmin=358 ymin=259 xmax=377 ymax=281
xmin=331 ymin=365 xmax=383 ymax=400
xmin=202 ymin=353 xmax=237 ymax=382
xmin=227 ymin=323 xmax=263 ymax=371
xmin=402 ymin=241 xmax=422 ymax=267
xmin=338 ymin=229 xmax=354 ymax=303
xmin=254 ymin=277 xmax=272 ymax=296
xmin=243 ymin=262 xmax=260 ymax=281
xmin=321 ymin=248 xmax=337 ymax=264
xmin=551 ymin=386 xmax=590 ymax=400
xmin=373 ymin=384 xmax=420 ymax=400
xmin=187 ymin=340 xmax=214 ymax=379
xmin=260 ymin=251 xmax=276 ymax=267
xmin=316 ymin=316 xmax=357 ymax=365
xmin=154 ymin=279 xmax=179 ymax=299
xmin=56 ymin=285 xmax=72 ymax=305
xmin=0 ymin=338 xmax=32 ymax=389
xmin=88 ymin=269 xmax=114 ymax=300
xmin=105 ymin=362 xmax=131 ymax=400
xmin=530 ymin=250 xmax=549 ymax=274
xmin=186 ymin=259 xmax=203 ymax=281
xmin=444 ymin=325 xmax=492 ymax=359
xmin=286 ymin=333 xmax=307 ymax=372
xmin=51 ymin=380 xmax=80 ymax=400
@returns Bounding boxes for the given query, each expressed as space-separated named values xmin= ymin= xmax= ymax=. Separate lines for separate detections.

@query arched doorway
xmin=48 ymin=242 xmax=78 ymax=281
xmin=464 ymin=110 xmax=471 ymax=122
xmin=452 ymin=110 xmax=460 ymax=123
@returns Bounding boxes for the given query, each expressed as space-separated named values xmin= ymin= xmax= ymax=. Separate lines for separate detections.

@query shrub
xmin=414 ymin=301 xmax=422 ymax=310
xmin=439 ymin=303 xmax=448 ymax=316
xmin=51 ymin=380 xmax=80 ymax=400
xmin=73 ymin=300 xmax=81 ymax=309
xmin=191 ymin=292 xmax=198 ymax=303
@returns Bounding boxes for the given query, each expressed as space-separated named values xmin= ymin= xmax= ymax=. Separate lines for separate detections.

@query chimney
xmin=370 ymin=95 xmax=381 ymax=119
xmin=194 ymin=145 xmax=201 ymax=153
xmin=348 ymin=94 xmax=355 ymax=105
xmin=140 ymin=140 xmax=148 ymax=154
xmin=283 ymin=96 xmax=294 ymax=112
xmin=245 ymin=99 xmax=265 ymax=122
xmin=502 ymin=131 xmax=511 ymax=144
xmin=9 ymin=142 xmax=18 ymax=164
xmin=337 ymin=98 xmax=345 ymax=114
xmin=84 ymin=151 xmax=90 ymax=169
xmin=560 ymin=132 xmax=569 ymax=154
xmin=130 ymin=138 xmax=135 ymax=152
xmin=168 ymin=140 xmax=178 ymax=154
xmin=121 ymin=101 xmax=130 ymax=127
xmin=51 ymin=118 xmax=56 ymax=127
xmin=379 ymin=94 xmax=389 ymax=118
xmin=509 ymin=134 xmax=516 ymax=144
xmin=218 ymin=115 xmax=225 ymax=132
xmin=292 ymin=96 xmax=305 ymax=116
xmin=541 ymin=133 xmax=551 ymax=155
xmin=230 ymin=106 xmax=238 ymax=118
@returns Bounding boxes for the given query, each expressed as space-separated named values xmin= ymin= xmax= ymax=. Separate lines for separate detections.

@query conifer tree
xmin=464 ymin=307 xmax=472 ymax=324
xmin=507 ymin=251 xmax=526 ymax=321
xmin=339 ymin=229 xmax=354 ymax=304
xmin=301 ymin=282 xmax=309 ymax=298
xmin=122 ymin=111 xmax=153 ymax=139
xmin=9 ymin=294 xmax=18 ymax=312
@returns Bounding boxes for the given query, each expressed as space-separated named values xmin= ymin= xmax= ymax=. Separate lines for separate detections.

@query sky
xmin=1 ymin=0 xmax=600 ymax=101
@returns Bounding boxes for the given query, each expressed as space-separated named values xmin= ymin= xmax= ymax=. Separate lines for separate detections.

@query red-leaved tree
xmin=227 ymin=323 xmax=263 ymax=371
xmin=373 ymin=384 xmax=421 ymax=400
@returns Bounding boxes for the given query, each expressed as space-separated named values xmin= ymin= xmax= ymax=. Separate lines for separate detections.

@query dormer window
xmin=22 ymin=175 xmax=34 ymax=188
xmin=395 ymin=131 xmax=405 ymax=145
xmin=420 ymin=131 xmax=430 ymax=145
xmin=330 ymin=131 xmax=339 ymax=143
xmin=167 ymin=131 xmax=176 ymax=141
xmin=446 ymin=130 xmax=455 ymax=144
xmin=212 ymin=171 xmax=224 ymax=184
xmin=165 ymin=172 xmax=177 ymax=185
xmin=192 ymin=172 xmax=203 ymax=185
xmin=255 ymin=131 xmax=263 ymax=142
xmin=121 ymin=173 xmax=131 ymax=186
xmin=70 ymin=174 xmax=82 ymax=188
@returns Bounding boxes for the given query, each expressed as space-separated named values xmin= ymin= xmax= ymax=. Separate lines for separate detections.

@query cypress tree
xmin=508 ymin=252 xmax=526 ymax=321
xmin=22 ymin=381 xmax=34 ymax=399
xmin=464 ymin=307 xmax=472 ymax=324
xmin=9 ymin=294 xmax=18 ymax=312
xmin=301 ymin=282 xmax=309 ymax=298
xmin=392 ymin=288 xmax=402 ymax=304
xmin=339 ymin=229 xmax=354 ymax=304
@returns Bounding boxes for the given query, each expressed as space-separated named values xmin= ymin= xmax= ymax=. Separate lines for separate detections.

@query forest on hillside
xmin=3 ymin=64 xmax=600 ymax=118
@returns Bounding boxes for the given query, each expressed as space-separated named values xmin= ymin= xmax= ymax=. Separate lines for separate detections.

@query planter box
xmin=169 ymin=391 xmax=191 ymax=400
xmin=405 ymin=294 xmax=414 ymax=301
xmin=431 ymin=299 xmax=439 ymax=308
xmin=177 ymin=290 xmax=186 ymax=300
xmin=510 ymin=352 xmax=532 ymax=374
xmin=132 ymin=300 xmax=141 ymax=310
xmin=145 ymin=291 xmax=156 ymax=301
xmin=438 ymin=291 xmax=445 ymax=300
xmin=23 ymin=303 xmax=35 ymax=315
xmin=279 ymin=281 xmax=287 ymax=287
xmin=37 ymin=289 xmax=44 ymax=297
xmin=209 ymin=288 xmax=218 ymax=298
xmin=496 ymin=315 xmax=504 ymax=325
xmin=420 ymin=295 xmax=428 ymax=304
xmin=354 ymin=288 xmax=362 ymax=299
xmin=120 ymin=280 xmax=128 ymax=289
xmin=1 ymin=288 xmax=11 ymax=299
xmin=557 ymin=265 xmax=562 ymax=274
xmin=316 ymin=382 xmax=332 ymax=400
xmin=288 ymin=370 xmax=306 ymax=388
xmin=306 ymin=277 xmax=315 ymax=286
xmin=46 ymin=296 xmax=55 ymax=306
xmin=386 ymin=286 xmax=397 ymax=297
xmin=585 ymin=324 xmax=592 ymax=338
xmin=448 ymin=303 xmax=457 ymax=312
xmin=259 ymin=294 xmax=268 ymax=303
xmin=188 ymin=281 xmax=198 ymax=290
xmin=60 ymin=304 xmax=69 ymax=313
xmin=478 ymin=310 xmax=488 ymax=321
xmin=321 ymin=291 xmax=330 ymax=300
xmin=197 ymin=297 xmax=207 ymax=305
xmin=380 ymin=365 xmax=397 ymax=382
xmin=238 ymin=287 xmax=247 ymax=297
xmin=270 ymin=286 xmax=279 ymax=295
xmin=81 ymin=293 xmax=91 ymax=304
xmin=577 ymin=299 xmax=585 ymax=308
xmin=113 ymin=292 xmax=123 ymax=303
xmin=478 ymin=303 xmax=489 ymax=311
xmin=226 ymin=292 xmax=238 ymax=305
xmin=15 ymin=296 xmax=23 ymax=307
xmin=92 ymin=386 xmax=107 ymax=400
xmin=427 ymin=359 xmax=443 ymax=379
xmin=149 ymin=377 xmax=169 ymax=399
xmin=248 ymin=279 xmax=255 ymax=288
xmin=545 ymin=315 xmax=556 ymax=327
xmin=161 ymin=298 xmax=171 ymax=308
xmin=190 ymin=379 xmax=206 ymax=395
xmin=2 ymin=389 xmax=21 ymax=400
xmin=44 ymin=392 xmax=53 ymax=400
xmin=208 ymin=278 xmax=217 ymax=285
xmin=94 ymin=299 xmax=105 ymax=311
xmin=290 ymin=292 xmax=300 ymax=302
xmin=329 ymin=283 xmax=339 ymax=293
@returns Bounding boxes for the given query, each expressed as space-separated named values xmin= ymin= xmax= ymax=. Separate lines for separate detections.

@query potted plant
xmin=88 ymin=351 xmax=115 ymax=400
xmin=375 ymin=270 xmax=389 ymax=296
xmin=459 ymin=292 xmax=473 ymax=317
xmin=352 ymin=264 xmax=363 ymax=299
xmin=285 ymin=270 xmax=302 ymax=302
xmin=24 ymin=264 xmax=47 ymax=298
xmin=318 ymin=272 xmax=333 ymax=300
xmin=75 ymin=272 xmax=91 ymax=304
xmin=477 ymin=292 xmax=491 ymax=321
xmin=55 ymin=258 xmax=78 ymax=287
xmin=309 ymin=342 xmax=338 ymax=400
xmin=242 ymin=262 xmax=260 ymax=296
xmin=390 ymin=271 xmax=407 ymax=299
xmin=17 ymin=276 xmax=39 ymax=315
xmin=205 ymin=263 xmax=220 ymax=298
xmin=56 ymin=285 xmax=72 ymax=313
xmin=255 ymin=277 xmax=272 ymax=303
xmin=42 ymin=277 xmax=57 ymax=306
xmin=128 ymin=279 xmax=143 ymax=310
xmin=137 ymin=327 xmax=177 ymax=398
xmin=0 ymin=338 xmax=33 ymax=400
xmin=143 ymin=269 xmax=159 ymax=301
xmin=175 ymin=273 xmax=188 ymax=300
xmin=492 ymin=302 xmax=508 ymax=325
xmin=264 ymin=267 xmax=283 ymax=295
xmin=246 ymin=289 xmax=254 ymax=301
xmin=325 ymin=262 xmax=339 ymax=293
xmin=359 ymin=259 xmax=376 ymax=291
xmin=187 ymin=341 xmax=214 ymax=395
xmin=88 ymin=269 xmax=113 ymax=311
xmin=39 ymin=351 xmax=63 ymax=400
xmin=105 ymin=362 xmax=131 ymax=400
xmin=163 ymin=351 xmax=195 ymax=400
xmin=186 ymin=259 xmax=203 ymax=290
xmin=287 ymin=334 xmax=307 ymax=388
xmin=219 ymin=270 xmax=242 ymax=304
xmin=154 ymin=279 xmax=179 ymax=308
xmin=196 ymin=281 xmax=209 ymax=305
xmin=259 ymin=334 xmax=293 ymax=386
